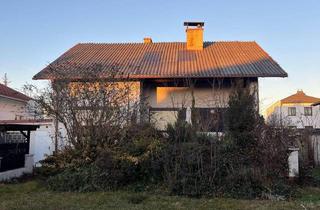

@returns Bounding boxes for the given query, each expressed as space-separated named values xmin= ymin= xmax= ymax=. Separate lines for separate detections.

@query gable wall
xmin=0 ymin=97 xmax=30 ymax=120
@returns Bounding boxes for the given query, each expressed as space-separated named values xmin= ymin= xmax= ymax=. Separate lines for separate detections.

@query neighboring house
xmin=0 ymin=83 xmax=55 ymax=165
xmin=266 ymin=90 xmax=320 ymax=129
xmin=0 ymin=83 xmax=31 ymax=120
xmin=33 ymin=22 xmax=288 ymax=131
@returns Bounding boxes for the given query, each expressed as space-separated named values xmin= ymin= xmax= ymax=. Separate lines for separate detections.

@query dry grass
xmin=0 ymin=180 xmax=320 ymax=210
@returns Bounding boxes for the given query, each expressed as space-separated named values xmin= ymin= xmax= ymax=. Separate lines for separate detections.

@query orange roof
xmin=0 ymin=83 xmax=31 ymax=102
xmin=281 ymin=91 xmax=320 ymax=104
xmin=33 ymin=41 xmax=287 ymax=80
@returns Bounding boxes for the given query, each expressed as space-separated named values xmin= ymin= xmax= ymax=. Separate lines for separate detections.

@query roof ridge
xmin=281 ymin=91 xmax=320 ymax=104
xmin=0 ymin=83 xmax=31 ymax=101
xmin=77 ymin=41 xmax=256 ymax=45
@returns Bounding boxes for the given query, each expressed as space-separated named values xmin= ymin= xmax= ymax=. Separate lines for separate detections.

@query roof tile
xmin=33 ymin=41 xmax=288 ymax=80
xmin=0 ymin=83 xmax=31 ymax=102
xmin=281 ymin=91 xmax=320 ymax=104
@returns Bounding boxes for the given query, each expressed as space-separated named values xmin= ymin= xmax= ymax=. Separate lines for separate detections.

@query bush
xmin=160 ymin=88 xmax=295 ymax=198
xmin=44 ymin=123 xmax=166 ymax=192
xmin=162 ymin=120 xmax=219 ymax=196
xmin=40 ymin=89 xmax=296 ymax=199
xmin=311 ymin=167 xmax=320 ymax=186
xmin=47 ymin=165 xmax=103 ymax=192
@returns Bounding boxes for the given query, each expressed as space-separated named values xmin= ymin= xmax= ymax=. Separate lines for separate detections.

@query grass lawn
xmin=1 ymin=179 xmax=320 ymax=210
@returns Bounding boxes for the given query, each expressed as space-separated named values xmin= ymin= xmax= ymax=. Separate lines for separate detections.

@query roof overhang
xmin=34 ymin=74 xmax=288 ymax=81
xmin=312 ymin=101 xmax=320 ymax=106
xmin=0 ymin=94 xmax=31 ymax=103
xmin=0 ymin=120 xmax=43 ymax=132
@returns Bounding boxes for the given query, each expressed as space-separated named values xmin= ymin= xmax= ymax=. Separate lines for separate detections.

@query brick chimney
xmin=143 ymin=37 xmax=153 ymax=44
xmin=184 ymin=22 xmax=204 ymax=50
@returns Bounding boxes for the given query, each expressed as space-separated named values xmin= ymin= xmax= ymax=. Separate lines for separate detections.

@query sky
xmin=0 ymin=0 xmax=319 ymax=114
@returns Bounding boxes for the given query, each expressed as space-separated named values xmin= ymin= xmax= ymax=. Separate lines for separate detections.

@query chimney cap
xmin=184 ymin=22 xmax=204 ymax=27
xmin=143 ymin=37 xmax=153 ymax=44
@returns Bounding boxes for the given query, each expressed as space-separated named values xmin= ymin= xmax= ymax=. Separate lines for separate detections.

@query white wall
xmin=30 ymin=123 xmax=54 ymax=164
xmin=29 ymin=121 xmax=67 ymax=164
xmin=0 ymin=97 xmax=30 ymax=120
xmin=269 ymin=105 xmax=320 ymax=128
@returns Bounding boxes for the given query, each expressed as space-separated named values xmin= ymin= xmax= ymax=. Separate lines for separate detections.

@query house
xmin=0 ymin=83 xmax=31 ymax=120
xmin=0 ymin=84 xmax=56 ymax=180
xmin=33 ymin=22 xmax=287 ymax=131
xmin=266 ymin=90 xmax=320 ymax=129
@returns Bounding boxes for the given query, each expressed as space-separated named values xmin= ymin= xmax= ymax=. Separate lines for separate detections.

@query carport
xmin=0 ymin=122 xmax=39 ymax=172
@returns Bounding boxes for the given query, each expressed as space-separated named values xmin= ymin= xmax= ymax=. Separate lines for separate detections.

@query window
xmin=288 ymin=107 xmax=296 ymax=116
xmin=191 ymin=108 xmax=226 ymax=132
xmin=304 ymin=107 xmax=312 ymax=116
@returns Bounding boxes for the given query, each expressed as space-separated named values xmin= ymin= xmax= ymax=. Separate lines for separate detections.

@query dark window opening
xmin=288 ymin=107 xmax=296 ymax=116
xmin=192 ymin=108 xmax=226 ymax=132
xmin=304 ymin=107 xmax=312 ymax=116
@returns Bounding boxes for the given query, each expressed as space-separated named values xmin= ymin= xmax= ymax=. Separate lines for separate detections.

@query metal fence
xmin=0 ymin=131 xmax=27 ymax=144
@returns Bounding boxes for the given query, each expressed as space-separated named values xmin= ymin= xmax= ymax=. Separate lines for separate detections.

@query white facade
xmin=268 ymin=104 xmax=320 ymax=128
xmin=29 ymin=121 xmax=67 ymax=164
xmin=0 ymin=97 xmax=31 ymax=120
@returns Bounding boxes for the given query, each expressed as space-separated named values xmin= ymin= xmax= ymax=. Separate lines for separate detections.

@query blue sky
xmin=0 ymin=0 xmax=319 ymax=113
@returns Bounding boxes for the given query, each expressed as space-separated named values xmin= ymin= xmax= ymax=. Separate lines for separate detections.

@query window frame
xmin=304 ymin=107 xmax=313 ymax=116
xmin=288 ymin=107 xmax=296 ymax=116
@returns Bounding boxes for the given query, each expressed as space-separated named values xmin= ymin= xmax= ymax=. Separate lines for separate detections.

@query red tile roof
xmin=33 ymin=41 xmax=287 ymax=80
xmin=281 ymin=91 xmax=320 ymax=104
xmin=0 ymin=83 xmax=31 ymax=102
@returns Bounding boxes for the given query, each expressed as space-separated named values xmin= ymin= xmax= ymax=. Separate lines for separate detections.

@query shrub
xmin=44 ymin=122 xmax=166 ymax=192
xmin=160 ymin=88 xmax=295 ymax=198
xmin=40 ymin=88 xmax=296 ymax=199
xmin=47 ymin=165 xmax=100 ymax=192
xmin=162 ymin=120 xmax=219 ymax=196
xmin=311 ymin=167 xmax=320 ymax=186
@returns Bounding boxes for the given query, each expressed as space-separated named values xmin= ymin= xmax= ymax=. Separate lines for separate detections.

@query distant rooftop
xmin=0 ymin=83 xmax=30 ymax=102
xmin=281 ymin=90 xmax=320 ymax=104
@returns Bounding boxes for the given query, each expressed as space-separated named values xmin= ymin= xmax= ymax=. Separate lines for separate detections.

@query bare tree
xmin=26 ymin=63 xmax=143 ymax=160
